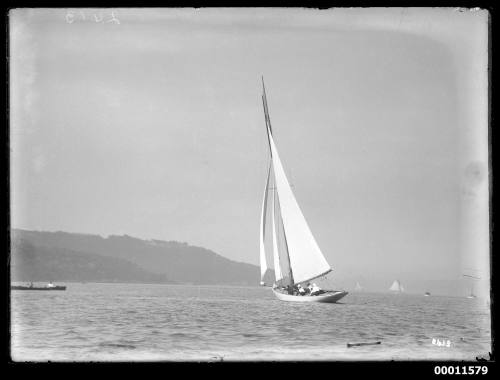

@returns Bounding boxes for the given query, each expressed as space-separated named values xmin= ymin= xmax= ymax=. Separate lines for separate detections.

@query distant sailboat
xmin=354 ymin=282 xmax=363 ymax=292
xmin=258 ymin=78 xmax=348 ymax=303
xmin=389 ymin=280 xmax=404 ymax=293
xmin=463 ymin=274 xmax=479 ymax=299
xmin=467 ymin=291 xmax=476 ymax=299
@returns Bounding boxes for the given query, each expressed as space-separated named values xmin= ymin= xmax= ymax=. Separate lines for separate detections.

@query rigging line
xmin=273 ymin=178 xmax=279 ymax=284
xmin=261 ymin=76 xmax=273 ymax=136
xmin=275 ymin=189 xmax=284 ymax=280
xmin=261 ymin=162 xmax=272 ymax=240
xmin=270 ymin=167 xmax=282 ymax=284
xmin=275 ymin=186 xmax=294 ymax=285
xmin=262 ymin=77 xmax=277 ymax=174
xmin=262 ymin=95 xmax=272 ymax=157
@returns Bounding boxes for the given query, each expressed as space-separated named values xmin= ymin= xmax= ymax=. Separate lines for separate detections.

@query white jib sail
xmin=259 ymin=164 xmax=271 ymax=283
xmin=267 ymin=129 xmax=332 ymax=284
xmin=272 ymin=183 xmax=283 ymax=282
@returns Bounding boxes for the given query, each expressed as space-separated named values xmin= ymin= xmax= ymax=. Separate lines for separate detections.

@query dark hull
xmin=11 ymin=286 xmax=66 ymax=291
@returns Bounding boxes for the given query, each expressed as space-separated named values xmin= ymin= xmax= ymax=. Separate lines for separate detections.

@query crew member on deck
xmin=297 ymin=284 xmax=306 ymax=296
xmin=307 ymin=283 xmax=313 ymax=294
xmin=310 ymin=283 xmax=322 ymax=296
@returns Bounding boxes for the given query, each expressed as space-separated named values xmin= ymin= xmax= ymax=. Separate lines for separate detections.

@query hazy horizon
xmin=8 ymin=226 xmax=484 ymax=297
xmin=10 ymin=8 xmax=489 ymax=298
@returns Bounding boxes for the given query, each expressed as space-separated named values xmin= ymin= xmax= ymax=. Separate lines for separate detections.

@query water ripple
xmin=11 ymin=284 xmax=491 ymax=361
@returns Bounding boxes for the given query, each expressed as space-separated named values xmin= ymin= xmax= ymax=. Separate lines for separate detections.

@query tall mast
xmin=261 ymin=76 xmax=273 ymax=157
xmin=261 ymin=76 xmax=294 ymax=285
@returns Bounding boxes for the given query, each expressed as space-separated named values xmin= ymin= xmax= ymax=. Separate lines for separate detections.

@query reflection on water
xmin=10 ymin=283 xmax=491 ymax=361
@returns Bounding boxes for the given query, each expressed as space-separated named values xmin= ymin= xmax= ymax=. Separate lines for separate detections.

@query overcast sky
xmin=10 ymin=8 xmax=489 ymax=296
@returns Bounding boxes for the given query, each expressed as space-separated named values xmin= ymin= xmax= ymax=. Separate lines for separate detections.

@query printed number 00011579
xmin=434 ymin=366 xmax=488 ymax=375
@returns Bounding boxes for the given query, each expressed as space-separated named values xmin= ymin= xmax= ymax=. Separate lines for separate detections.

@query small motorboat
xmin=11 ymin=282 xmax=66 ymax=291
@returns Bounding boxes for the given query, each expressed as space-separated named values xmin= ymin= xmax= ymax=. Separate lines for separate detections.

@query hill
xmin=11 ymin=229 xmax=265 ymax=285
xmin=11 ymin=237 xmax=171 ymax=284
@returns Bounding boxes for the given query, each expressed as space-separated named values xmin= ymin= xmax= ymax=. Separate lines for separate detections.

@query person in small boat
xmin=306 ymin=283 xmax=313 ymax=294
xmin=286 ymin=284 xmax=294 ymax=295
xmin=29 ymin=282 xmax=33 ymax=288
xmin=297 ymin=284 xmax=306 ymax=296
xmin=310 ymin=283 xmax=323 ymax=296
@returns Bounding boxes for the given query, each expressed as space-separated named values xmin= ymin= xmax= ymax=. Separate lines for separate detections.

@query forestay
xmin=259 ymin=164 xmax=271 ymax=282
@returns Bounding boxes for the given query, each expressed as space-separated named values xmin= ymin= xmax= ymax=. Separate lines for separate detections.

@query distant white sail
xmin=259 ymin=164 xmax=271 ymax=283
xmin=389 ymin=280 xmax=403 ymax=292
xmin=271 ymin=184 xmax=283 ymax=282
xmin=267 ymin=130 xmax=332 ymax=284
xmin=354 ymin=282 xmax=363 ymax=291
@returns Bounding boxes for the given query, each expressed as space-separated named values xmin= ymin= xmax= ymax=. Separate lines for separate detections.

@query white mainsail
xmin=267 ymin=129 xmax=332 ymax=285
xmin=259 ymin=164 xmax=271 ymax=283
xmin=354 ymin=282 xmax=363 ymax=291
xmin=389 ymin=280 xmax=403 ymax=292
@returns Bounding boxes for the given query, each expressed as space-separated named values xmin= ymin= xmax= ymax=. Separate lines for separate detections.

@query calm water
xmin=10 ymin=283 xmax=491 ymax=361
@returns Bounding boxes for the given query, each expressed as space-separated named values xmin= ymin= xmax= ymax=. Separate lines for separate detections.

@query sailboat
xmin=258 ymin=78 xmax=348 ymax=303
xmin=354 ymin=282 xmax=363 ymax=292
xmin=463 ymin=274 xmax=479 ymax=299
xmin=467 ymin=291 xmax=476 ymax=299
xmin=389 ymin=279 xmax=404 ymax=293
